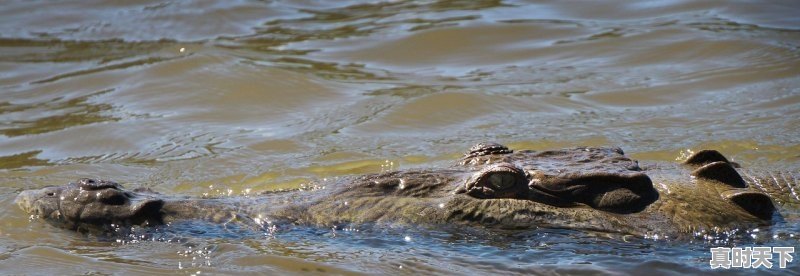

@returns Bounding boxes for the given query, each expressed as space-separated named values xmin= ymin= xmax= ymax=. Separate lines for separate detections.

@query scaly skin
xmin=15 ymin=143 xmax=798 ymax=237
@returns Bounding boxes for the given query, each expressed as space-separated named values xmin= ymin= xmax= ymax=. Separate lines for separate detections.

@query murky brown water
xmin=1 ymin=0 xmax=799 ymax=275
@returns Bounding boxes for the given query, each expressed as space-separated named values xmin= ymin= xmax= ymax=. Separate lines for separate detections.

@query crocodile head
xmin=16 ymin=143 xmax=778 ymax=235
xmin=299 ymin=143 xmax=660 ymax=230
xmin=456 ymin=144 xmax=657 ymax=213
xmin=15 ymin=178 xmax=163 ymax=231
xmin=306 ymin=143 xmax=775 ymax=233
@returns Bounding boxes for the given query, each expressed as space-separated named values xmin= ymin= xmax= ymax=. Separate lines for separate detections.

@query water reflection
xmin=0 ymin=151 xmax=50 ymax=170
xmin=0 ymin=89 xmax=118 ymax=137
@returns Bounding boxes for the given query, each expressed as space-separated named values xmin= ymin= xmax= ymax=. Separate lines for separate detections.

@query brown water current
xmin=1 ymin=0 xmax=799 ymax=275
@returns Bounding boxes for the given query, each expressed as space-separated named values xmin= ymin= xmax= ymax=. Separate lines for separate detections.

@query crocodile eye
xmin=461 ymin=163 xmax=527 ymax=199
xmin=488 ymin=173 xmax=516 ymax=190
xmin=46 ymin=192 xmax=55 ymax=197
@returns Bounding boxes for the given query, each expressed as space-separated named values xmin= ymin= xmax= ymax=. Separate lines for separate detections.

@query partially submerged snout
xmin=15 ymin=189 xmax=33 ymax=212
xmin=15 ymin=186 xmax=64 ymax=220
xmin=15 ymin=178 xmax=164 ymax=230
xmin=15 ymin=188 xmax=43 ymax=215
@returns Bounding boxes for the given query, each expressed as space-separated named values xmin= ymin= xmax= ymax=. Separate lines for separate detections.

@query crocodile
xmin=15 ymin=143 xmax=800 ymax=237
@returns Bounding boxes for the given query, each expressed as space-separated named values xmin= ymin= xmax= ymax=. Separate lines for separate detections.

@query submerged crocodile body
xmin=15 ymin=143 xmax=800 ymax=237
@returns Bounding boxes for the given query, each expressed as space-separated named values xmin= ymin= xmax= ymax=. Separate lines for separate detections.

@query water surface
xmin=1 ymin=0 xmax=799 ymax=274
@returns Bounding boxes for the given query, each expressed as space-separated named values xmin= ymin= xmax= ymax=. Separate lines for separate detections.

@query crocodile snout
xmin=15 ymin=190 xmax=35 ymax=214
